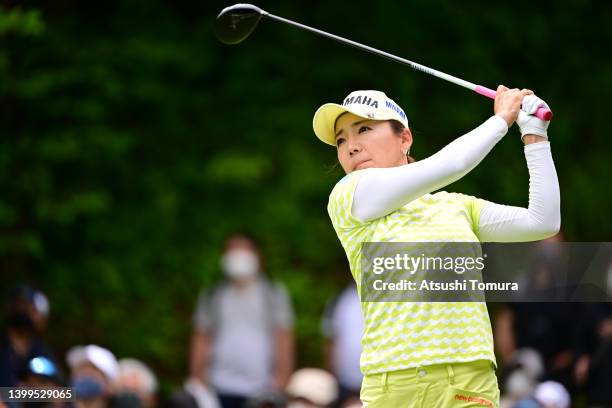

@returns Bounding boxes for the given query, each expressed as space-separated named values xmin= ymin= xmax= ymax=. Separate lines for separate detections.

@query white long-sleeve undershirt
xmin=351 ymin=116 xmax=560 ymax=242
xmin=478 ymin=142 xmax=560 ymax=242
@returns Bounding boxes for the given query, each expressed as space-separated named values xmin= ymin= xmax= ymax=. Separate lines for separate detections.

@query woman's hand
xmin=494 ymin=85 xmax=533 ymax=127
xmin=517 ymin=94 xmax=551 ymax=144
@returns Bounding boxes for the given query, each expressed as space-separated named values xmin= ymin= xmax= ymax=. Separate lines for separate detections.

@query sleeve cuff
xmin=491 ymin=115 xmax=509 ymax=134
xmin=524 ymin=140 xmax=551 ymax=153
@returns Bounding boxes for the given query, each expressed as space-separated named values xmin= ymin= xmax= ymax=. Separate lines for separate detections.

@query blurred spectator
xmin=244 ymin=391 xmax=286 ymax=408
xmin=190 ymin=234 xmax=295 ymax=408
xmin=321 ymin=284 xmax=363 ymax=406
xmin=573 ymin=302 xmax=612 ymax=407
xmin=510 ymin=398 xmax=540 ymax=408
xmin=18 ymin=355 xmax=62 ymax=386
xmin=163 ymin=391 xmax=199 ymax=408
xmin=116 ymin=358 xmax=158 ymax=408
xmin=494 ymin=234 xmax=580 ymax=390
xmin=0 ymin=285 xmax=56 ymax=387
xmin=15 ymin=355 xmax=64 ymax=408
xmin=500 ymin=349 xmax=544 ymax=408
xmin=67 ymin=344 xmax=119 ymax=408
xmin=503 ymin=380 xmax=570 ymax=408
xmin=533 ymin=381 xmax=570 ymax=408
xmin=164 ymin=378 xmax=220 ymax=408
xmin=285 ymin=368 xmax=337 ymax=408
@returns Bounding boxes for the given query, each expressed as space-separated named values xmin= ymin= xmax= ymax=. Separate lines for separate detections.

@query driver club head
xmin=215 ymin=3 xmax=267 ymax=45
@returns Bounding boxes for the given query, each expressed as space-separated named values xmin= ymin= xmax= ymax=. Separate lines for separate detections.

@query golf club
xmin=215 ymin=4 xmax=553 ymax=121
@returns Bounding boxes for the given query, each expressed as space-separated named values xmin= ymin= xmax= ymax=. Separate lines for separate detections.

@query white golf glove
xmin=517 ymin=94 xmax=550 ymax=140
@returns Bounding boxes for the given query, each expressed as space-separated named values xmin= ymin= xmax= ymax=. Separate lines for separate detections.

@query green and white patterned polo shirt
xmin=328 ymin=170 xmax=496 ymax=374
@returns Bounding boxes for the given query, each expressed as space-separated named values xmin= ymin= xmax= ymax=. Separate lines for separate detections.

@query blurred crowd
xmin=1 ymin=233 xmax=611 ymax=408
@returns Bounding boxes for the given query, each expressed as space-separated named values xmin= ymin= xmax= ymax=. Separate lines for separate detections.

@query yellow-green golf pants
xmin=361 ymin=359 xmax=500 ymax=407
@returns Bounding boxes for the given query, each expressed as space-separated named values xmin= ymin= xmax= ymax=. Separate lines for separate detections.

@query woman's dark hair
xmin=389 ymin=120 xmax=416 ymax=163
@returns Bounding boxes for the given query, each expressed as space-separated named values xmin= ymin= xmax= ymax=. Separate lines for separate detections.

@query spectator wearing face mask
xmin=66 ymin=345 xmax=119 ymax=408
xmin=190 ymin=234 xmax=295 ymax=408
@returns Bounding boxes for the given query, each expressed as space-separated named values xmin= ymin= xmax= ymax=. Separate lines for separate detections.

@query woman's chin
xmin=354 ymin=161 xmax=373 ymax=171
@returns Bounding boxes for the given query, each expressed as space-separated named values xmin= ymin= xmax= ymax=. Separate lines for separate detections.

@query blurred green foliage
xmin=0 ymin=0 xmax=611 ymax=390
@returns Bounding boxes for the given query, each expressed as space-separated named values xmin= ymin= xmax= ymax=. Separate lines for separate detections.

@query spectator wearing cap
xmin=499 ymin=348 xmax=545 ymax=407
xmin=285 ymin=368 xmax=338 ymax=408
xmin=509 ymin=380 xmax=571 ymax=408
xmin=15 ymin=355 xmax=64 ymax=408
xmin=533 ymin=381 xmax=570 ymax=408
xmin=67 ymin=345 xmax=119 ymax=408
xmin=190 ymin=234 xmax=295 ymax=408
xmin=19 ymin=355 xmax=62 ymax=387
xmin=0 ymin=285 xmax=56 ymax=387
xmin=117 ymin=358 xmax=158 ymax=408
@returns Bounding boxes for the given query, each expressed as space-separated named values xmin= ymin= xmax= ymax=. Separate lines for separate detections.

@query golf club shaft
xmin=265 ymin=13 xmax=552 ymax=121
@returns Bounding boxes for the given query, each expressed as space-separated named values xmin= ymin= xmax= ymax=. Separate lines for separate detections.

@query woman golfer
xmin=313 ymin=86 xmax=560 ymax=407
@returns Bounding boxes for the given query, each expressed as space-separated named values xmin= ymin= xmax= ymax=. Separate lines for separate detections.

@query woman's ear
xmin=402 ymin=127 xmax=413 ymax=152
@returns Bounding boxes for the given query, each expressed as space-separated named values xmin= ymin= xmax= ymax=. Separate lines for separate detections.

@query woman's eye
xmin=336 ymin=138 xmax=345 ymax=146
xmin=358 ymin=126 xmax=371 ymax=133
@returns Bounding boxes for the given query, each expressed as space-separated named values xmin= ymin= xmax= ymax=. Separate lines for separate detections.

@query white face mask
xmin=221 ymin=249 xmax=260 ymax=278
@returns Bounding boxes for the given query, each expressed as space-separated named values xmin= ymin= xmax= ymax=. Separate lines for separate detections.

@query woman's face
xmin=334 ymin=112 xmax=412 ymax=174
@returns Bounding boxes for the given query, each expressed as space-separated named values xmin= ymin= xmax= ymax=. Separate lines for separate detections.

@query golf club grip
xmin=475 ymin=85 xmax=553 ymax=121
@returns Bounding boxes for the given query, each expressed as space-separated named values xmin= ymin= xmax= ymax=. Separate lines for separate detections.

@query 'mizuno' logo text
xmin=385 ymin=100 xmax=406 ymax=120
xmin=343 ymin=95 xmax=379 ymax=109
